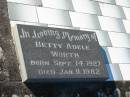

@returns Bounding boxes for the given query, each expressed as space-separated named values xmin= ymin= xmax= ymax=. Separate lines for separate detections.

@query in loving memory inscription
xmin=16 ymin=24 xmax=108 ymax=82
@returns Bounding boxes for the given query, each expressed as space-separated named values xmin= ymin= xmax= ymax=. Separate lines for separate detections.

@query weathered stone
xmin=1 ymin=82 xmax=34 ymax=97
xmin=0 ymin=0 xmax=21 ymax=81
xmin=0 ymin=47 xmax=4 ymax=60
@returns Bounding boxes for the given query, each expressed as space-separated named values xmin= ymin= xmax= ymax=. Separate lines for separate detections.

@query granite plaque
xmin=13 ymin=24 xmax=108 ymax=82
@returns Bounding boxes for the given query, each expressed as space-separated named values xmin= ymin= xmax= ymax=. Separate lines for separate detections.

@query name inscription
xmin=16 ymin=24 xmax=108 ymax=81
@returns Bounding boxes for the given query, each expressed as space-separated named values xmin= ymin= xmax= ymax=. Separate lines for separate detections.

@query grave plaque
xmin=13 ymin=24 xmax=108 ymax=82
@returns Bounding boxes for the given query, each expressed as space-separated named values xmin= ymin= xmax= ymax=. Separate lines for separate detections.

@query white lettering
xmin=30 ymin=60 xmax=50 ymax=66
xmin=53 ymin=60 xmax=71 ymax=66
xmin=35 ymin=41 xmax=62 ymax=49
xmin=20 ymin=28 xmax=30 ymax=38
xmin=50 ymin=51 xmax=79 ymax=58
xmin=32 ymin=29 xmax=60 ymax=39
xmin=62 ymin=31 xmax=93 ymax=42
xmin=38 ymin=69 xmax=56 ymax=75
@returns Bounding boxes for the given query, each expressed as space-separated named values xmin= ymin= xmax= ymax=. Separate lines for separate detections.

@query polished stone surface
xmin=15 ymin=24 xmax=108 ymax=82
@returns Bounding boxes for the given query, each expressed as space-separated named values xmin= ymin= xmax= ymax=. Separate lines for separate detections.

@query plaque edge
xmin=10 ymin=23 xmax=28 ymax=82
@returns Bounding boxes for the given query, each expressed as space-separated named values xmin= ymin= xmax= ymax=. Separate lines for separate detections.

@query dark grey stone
xmin=16 ymin=24 xmax=108 ymax=82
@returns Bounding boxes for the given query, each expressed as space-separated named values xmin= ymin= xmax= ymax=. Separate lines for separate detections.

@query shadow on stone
xmin=26 ymin=82 xmax=116 ymax=97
